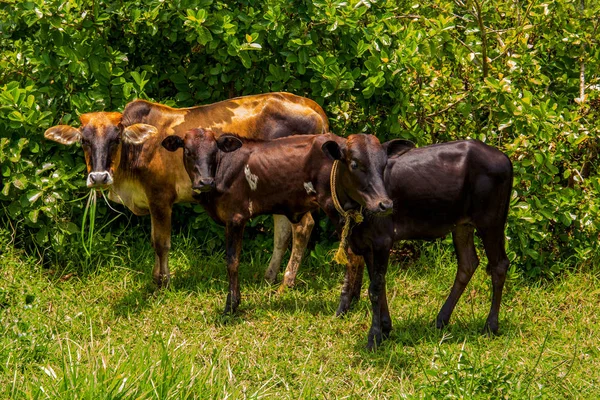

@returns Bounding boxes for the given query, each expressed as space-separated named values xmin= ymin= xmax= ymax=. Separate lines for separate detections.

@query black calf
xmin=337 ymin=140 xmax=513 ymax=349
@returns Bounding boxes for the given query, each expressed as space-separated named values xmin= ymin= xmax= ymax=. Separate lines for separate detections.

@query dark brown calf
xmin=44 ymin=93 xmax=328 ymax=287
xmin=161 ymin=129 xmax=411 ymax=314
xmin=337 ymin=140 xmax=513 ymax=349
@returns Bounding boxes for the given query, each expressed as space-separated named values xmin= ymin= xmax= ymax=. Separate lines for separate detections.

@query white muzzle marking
xmin=86 ymin=171 xmax=114 ymax=187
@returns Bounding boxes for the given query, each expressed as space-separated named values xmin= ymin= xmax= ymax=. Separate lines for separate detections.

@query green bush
xmin=1 ymin=0 xmax=598 ymax=277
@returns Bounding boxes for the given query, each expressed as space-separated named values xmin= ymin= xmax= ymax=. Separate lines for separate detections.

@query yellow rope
xmin=330 ymin=160 xmax=363 ymax=265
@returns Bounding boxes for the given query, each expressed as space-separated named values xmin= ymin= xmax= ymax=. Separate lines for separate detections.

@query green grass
xmin=1 ymin=226 xmax=599 ymax=399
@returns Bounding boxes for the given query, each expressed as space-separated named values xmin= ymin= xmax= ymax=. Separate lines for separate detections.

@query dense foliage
xmin=1 ymin=0 xmax=598 ymax=277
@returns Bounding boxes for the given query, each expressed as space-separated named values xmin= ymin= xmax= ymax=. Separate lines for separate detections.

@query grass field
xmin=1 ymin=224 xmax=599 ymax=399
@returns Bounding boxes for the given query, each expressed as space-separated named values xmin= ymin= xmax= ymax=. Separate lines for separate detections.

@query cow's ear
xmin=384 ymin=139 xmax=415 ymax=158
xmin=216 ymin=135 xmax=243 ymax=153
xmin=44 ymin=125 xmax=81 ymax=145
xmin=122 ymin=123 xmax=158 ymax=144
xmin=321 ymin=140 xmax=346 ymax=161
xmin=161 ymin=135 xmax=184 ymax=152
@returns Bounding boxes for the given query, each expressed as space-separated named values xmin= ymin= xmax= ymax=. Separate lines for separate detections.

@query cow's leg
xmin=480 ymin=227 xmax=509 ymax=335
xmin=436 ymin=225 xmax=479 ymax=329
xmin=264 ymin=215 xmax=292 ymax=284
xmin=224 ymin=220 xmax=245 ymax=314
xmin=336 ymin=249 xmax=365 ymax=316
xmin=366 ymin=246 xmax=391 ymax=350
xmin=380 ymin=282 xmax=392 ymax=338
xmin=278 ymin=212 xmax=314 ymax=292
xmin=149 ymin=202 xmax=173 ymax=288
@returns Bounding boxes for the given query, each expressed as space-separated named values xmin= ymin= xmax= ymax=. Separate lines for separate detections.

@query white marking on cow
xmin=248 ymin=200 xmax=254 ymax=216
xmin=303 ymin=182 xmax=316 ymax=195
xmin=244 ymin=165 xmax=258 ymax=191
xmin=86 ymin=171 xmax=114 ymax=188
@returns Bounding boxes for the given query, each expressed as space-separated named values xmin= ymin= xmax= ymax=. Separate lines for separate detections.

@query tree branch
xmin=473 ymin=0 xmax=489 ymax=79
xmin=428 ymin=93 xmax=470 ymax=118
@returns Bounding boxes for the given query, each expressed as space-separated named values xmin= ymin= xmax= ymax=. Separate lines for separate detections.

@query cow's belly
xmin=108 ymin=180 xmax=150 ymax=216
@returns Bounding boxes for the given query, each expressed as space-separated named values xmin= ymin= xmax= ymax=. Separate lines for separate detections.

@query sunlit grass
xmin=1 ymin=226 xmax=599 ymax=398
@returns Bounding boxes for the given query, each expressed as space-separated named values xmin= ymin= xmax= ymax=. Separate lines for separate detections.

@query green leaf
xmin=197 ymin=26 xmax=213 ymax=46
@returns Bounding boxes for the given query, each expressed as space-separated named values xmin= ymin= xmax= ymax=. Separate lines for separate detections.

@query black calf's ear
xmin=161 ymin=135 xmax=184 ymax=152
xmin=321 ymin=140 xmax=345 ymax=161
xmin=384 ymin=139 xmax=415 ymax=158
xmin=216 ymin=135 xmax=243 ymax=153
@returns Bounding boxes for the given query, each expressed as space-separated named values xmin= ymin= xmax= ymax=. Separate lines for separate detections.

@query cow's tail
xmin=485 ymin=152 xmax=513 ymax=275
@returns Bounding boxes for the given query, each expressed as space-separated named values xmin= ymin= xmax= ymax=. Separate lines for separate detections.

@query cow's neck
xmin=213 ymin=148 xmax=247 ymax=194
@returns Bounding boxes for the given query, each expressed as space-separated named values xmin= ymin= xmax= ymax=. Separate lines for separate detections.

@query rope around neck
xmin=330 ymin=160 xmax=363 ymax=265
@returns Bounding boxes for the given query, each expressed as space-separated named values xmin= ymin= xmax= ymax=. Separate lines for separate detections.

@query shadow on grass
xmin=110 ymin=281 xmax=160 ymax=317
xmin=109 ymin=256 xmax=342 ymax=321
xmin=253 ymin=289 xmax=340 ymax=317
xmin=350 ymin=313 xmax=523 ymax=367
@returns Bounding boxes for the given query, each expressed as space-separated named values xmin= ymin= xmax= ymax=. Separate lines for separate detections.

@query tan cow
xmin=44 ymin=92 xmax=328 ymax=287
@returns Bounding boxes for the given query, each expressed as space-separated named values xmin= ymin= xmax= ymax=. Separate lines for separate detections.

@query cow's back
xmin=385 ymin=140 xmax=512 ymax=239
xmin=123 ymin=92 xmax=328 ymax=138
xmin=203 ymin=135 xmax=327 ymax=223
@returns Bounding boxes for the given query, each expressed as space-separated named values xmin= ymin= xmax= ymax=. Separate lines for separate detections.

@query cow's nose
xmin=192 ymin=178 xmax=215 ymax=193
xmin=87 ymin=171 xmax=112 ymax=187
xmin=378 ymin=200 xmax=393 ymax=213
xmin=200 ymin=177 xmax=215 ymax=188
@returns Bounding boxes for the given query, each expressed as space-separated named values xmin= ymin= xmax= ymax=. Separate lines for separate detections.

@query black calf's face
xmin=322 ymin=135 xmax=414 ymax=215
xmin=44 ymin=112 xmax=157 ymax=188
xmin=162 ymin=128 xmax=242 ymax=193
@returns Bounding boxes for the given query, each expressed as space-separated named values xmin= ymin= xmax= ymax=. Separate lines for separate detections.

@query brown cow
xmin=44 ymin=93 xmax=328 ymax=287
xmin=160 ymin=128 xmax=412 ymax=314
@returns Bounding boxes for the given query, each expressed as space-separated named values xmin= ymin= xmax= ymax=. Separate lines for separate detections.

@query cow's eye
xmin=350 ymin=160 xmax=358 ymax=170
xmin=81 ymin=138 xmax=90 ymax=147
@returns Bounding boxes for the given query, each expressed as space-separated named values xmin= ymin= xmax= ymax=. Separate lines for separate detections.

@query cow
xmin=44 ymin=93 xmax=328 ymax=288
xmin=335 ymin=140 xmax=513 ymax=349
xmin=160 ymin=128 xmax=413 ymax=314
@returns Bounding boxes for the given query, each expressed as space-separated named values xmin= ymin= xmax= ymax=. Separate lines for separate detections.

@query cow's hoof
xmin=483 ymin=321 xmax=499 ymax=336
xmin=381 ymin=323 xmax=392 ymax=339
xmin=222 ymin=306 xmax=235 ymax=316
xmin=366 ymin=329 xmax=385 ymax=351
xmin=366 ymin=336 xmax=382 ymax=352
xmin=223 ymin=298 xmax=240 ymax=315
xmin=264 ymin=270 xmax=278 ymax=285
xmin=153 ymin=274 xmax=170 ymax=289
xmin=436 ymin=315 xmax=450 ymax=330
xmin=335 ymin=303 xmax=350 ymax=317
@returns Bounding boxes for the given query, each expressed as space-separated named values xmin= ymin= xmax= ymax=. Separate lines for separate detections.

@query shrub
xmin=1 ymin=0 xmax=598 ymax=277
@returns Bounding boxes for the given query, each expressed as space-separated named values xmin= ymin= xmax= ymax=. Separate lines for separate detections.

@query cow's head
xmin=321 ymin=134 xmax=414 ymax=215
xmin=161 ymin=128 xmax=242 ymax=193
xmin=44 ymin=113 xmax=157 ymax=188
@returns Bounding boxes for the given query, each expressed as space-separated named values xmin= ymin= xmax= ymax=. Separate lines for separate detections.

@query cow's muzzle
xmin=378 ymin=200 xmax=394 ymax=215
xmin=368 ymin=199 xmax=393 ymax=216
xmin=87 ymin=171 xmax=114 ymax=188
xmin=192 ymin=178 xmax=215 ymax=194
